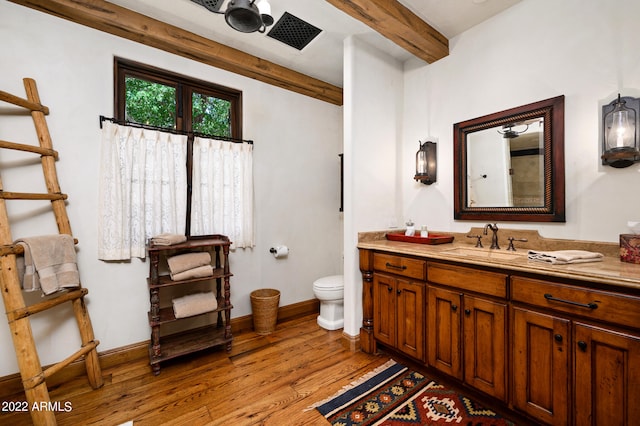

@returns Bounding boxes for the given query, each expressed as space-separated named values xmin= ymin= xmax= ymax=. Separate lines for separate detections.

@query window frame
xmin=113 ymin=57 xmax=244 ymax=237
xmin=114 ymin=57 xmax=243 ymax=139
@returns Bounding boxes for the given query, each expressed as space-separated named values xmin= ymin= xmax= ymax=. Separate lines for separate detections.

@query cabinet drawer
xmin=427 ymin=262 xmax=507 ymax=298
xmin=511 ymin=275 xmax=640 ymax=329
xmin=373 ymin=253 xmax=426 ymax=280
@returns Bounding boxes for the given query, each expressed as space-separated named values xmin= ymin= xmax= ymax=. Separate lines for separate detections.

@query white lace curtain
xmin=98 ymin=122 xmax=188 ymax=260
xmin=190 ymin=136 xmax=254 ymax=249
xmin=98 ymin=123 xmax=254 ymax=260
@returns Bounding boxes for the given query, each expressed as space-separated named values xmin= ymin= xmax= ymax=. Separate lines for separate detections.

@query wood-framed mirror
xmin=454 ymin=95 xmax=565 ymax=222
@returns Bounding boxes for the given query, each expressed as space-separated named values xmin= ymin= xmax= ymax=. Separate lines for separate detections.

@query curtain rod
xmin=99 ymin=115 xmax=253 ymax=145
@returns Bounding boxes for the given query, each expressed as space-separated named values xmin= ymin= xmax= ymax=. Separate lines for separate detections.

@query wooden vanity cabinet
xmin=511 ymin=275 xmax=640 ymax=425
xmin=427 ymin=262 xmax=508 ymax=402
xmin=574 ymin=323 xmax=640 ymax=426
xmin=463 ymin=295 xmax=508 ymax=400
xmin=511 ymin=306 xmax=570 ymax=425
xmin=372 ymin=253 xmax=426 ymax=361
xmin=427 ymin=285 xmax=462 ymax=378
xmin=360 ymin=244 xmax=640 ymax=425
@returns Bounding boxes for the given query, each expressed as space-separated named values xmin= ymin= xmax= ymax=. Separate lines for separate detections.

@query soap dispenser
xmin=405 ymin=220 xmax=415 ymax=236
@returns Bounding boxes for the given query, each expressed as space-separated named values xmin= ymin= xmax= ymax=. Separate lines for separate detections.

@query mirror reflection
xmin=466 ymin=118 xmax=544 ymax=208
xmin=454 ymin=96 xmax=565 ymax=222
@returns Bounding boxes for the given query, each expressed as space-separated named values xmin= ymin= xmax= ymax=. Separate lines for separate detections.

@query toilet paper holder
xmin=270 ymin=245 xmax=289 ymax=258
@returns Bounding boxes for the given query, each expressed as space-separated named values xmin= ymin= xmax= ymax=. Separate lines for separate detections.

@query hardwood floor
xmin=1 ymin=314 xmax=390 ymax=425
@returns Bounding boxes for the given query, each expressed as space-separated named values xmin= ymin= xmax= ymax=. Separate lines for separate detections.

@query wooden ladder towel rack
xmin=0 ymin=78 xmax=103 ymax=425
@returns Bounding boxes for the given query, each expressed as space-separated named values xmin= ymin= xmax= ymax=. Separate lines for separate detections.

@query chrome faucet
xmin=483 ymin=223 xmax=500 ymax=249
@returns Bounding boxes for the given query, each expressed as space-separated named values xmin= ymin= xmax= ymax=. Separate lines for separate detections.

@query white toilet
xmin=313 ymin=275 xmax=344 ymax=330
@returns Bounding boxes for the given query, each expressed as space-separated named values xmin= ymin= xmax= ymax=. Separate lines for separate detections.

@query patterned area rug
xmin=311 ymin=359 xmax=515 ymax=425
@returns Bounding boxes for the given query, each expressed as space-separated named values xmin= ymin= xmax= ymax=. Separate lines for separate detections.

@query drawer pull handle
xmin=544 ymin=293 xmax=598 ymax=310
xmin=385 ymin=262 xmax=407 ymax=271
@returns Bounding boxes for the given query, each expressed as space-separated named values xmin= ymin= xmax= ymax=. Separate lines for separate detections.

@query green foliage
xmin=192 ymin=93 xmax=232 ymax=137
xmin=125 ymin=77 xmax=176 ymax=128
xmin=125 ymin=77 xmax=232 ymax=137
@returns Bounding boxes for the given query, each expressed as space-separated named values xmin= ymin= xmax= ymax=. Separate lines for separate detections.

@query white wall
xmin=403 ymin=0 xmax=640 ymax=241
xmin=0 ymin=2 xmax=343 ymax=376
xmin=467 ymin=130 xmax=513 ymax=207
xmin=342 ymin=37 xmax=404 ymax=336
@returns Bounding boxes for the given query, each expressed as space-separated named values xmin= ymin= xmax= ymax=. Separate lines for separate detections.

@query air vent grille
xmin=190 ymin=0 xmax=224 ymax=13
xmin=267 ymin=12 xmax=322 ymax=51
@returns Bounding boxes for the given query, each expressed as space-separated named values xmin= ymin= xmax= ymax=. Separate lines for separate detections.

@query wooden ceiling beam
xmin=325 ymin=0 xmax=449 ymax=64
xmin=8 ymin=0 xmax=343 ymax=105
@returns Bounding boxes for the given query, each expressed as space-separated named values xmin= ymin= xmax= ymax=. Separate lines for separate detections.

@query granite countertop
xmin=358 ymin=229 xmax=640 ymax=292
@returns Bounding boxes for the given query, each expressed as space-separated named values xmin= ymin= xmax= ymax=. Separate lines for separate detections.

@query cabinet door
xmin=373 ymin=274 xmax=396 ymax=347
xmin=428 ymin=286 xmax=462 ymax=379
xmin=574 ymin=323 xmax=640 ymax=426
xmin=397 ymin=279 xmax=425 ymax=361
xmin=463 ymin=296 xmax=507 ymax=401
xmin=512 ymin=307 xmax=570 ymax=426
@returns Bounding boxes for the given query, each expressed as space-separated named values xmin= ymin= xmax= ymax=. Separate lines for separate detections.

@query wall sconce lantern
xmin=414 ymin=140 xmax=437 ymax=185
xmin=602 ymin=94 xmax=640 ymax=168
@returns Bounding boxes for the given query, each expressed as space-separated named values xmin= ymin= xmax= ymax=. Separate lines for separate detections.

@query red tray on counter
xmin=386 ymin=231 xmax=454 ymax=245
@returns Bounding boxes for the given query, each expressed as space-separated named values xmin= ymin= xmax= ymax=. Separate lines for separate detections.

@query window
xmin=115 ymin=58 xmax=241 ymax=138
xmin=100 ymin=59 xmax=253 ymax=257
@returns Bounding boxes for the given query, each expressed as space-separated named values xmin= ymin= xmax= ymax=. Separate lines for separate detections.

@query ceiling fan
xmin=191 ymin=0 xmax=274 ymax=33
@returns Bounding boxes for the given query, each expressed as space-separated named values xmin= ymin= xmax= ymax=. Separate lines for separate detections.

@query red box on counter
xmin=620 ymin=234 xmax=640 ymax=264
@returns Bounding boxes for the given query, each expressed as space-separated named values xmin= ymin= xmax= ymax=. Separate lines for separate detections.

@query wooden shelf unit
xmin=146 ymin=235 xmax=233 ymax=375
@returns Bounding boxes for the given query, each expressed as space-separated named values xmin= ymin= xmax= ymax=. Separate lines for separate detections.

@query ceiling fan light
xmin=257 ymin=0 xmax=274 ymax=26
xmin=225 ymin=0 xmax=262 ymax=33
xmin=498 ymin=123 xmax=529 ymax=139
xmin=502 ymin=129 xmax=518 ymax=139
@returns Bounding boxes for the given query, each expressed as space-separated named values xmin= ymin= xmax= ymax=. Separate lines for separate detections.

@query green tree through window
xmin=125 ymin=77 xmax=176 ymax=128
xmin=192 ymin=92 xmax=232 ymax=137
xmin=116 ymin=58 xmax=242 ymax=139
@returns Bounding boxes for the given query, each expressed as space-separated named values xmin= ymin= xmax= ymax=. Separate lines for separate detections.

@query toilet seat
xmin=313 ymin=275 xmax=344 ymax=290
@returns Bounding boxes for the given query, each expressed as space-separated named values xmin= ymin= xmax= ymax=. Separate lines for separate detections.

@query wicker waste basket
xmin=250 ymin=289 xmax=280 ymax=335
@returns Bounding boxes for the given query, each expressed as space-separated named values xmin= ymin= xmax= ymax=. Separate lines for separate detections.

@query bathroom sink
xmin=442 ymin=247 xmax=527 ymax=261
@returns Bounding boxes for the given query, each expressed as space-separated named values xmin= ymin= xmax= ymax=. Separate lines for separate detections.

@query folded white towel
xmin=167 ymin=252 xmax=211 ymax=275
xmin=528 ymin=249 xmax=604 ymax=265
xmin=173 ymin=292 xmax=218 ymax=318
xmin=150 ymin=233 xmax=187 ymax=246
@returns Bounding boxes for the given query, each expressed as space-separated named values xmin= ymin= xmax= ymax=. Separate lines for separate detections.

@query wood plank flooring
xmin=1 ymin=314 xmax=390 ymax=425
